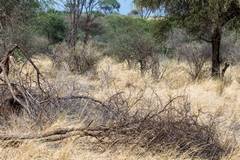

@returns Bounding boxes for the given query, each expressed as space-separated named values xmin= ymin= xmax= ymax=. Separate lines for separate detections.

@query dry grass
xmin=1 ymin=54 xmax=240 ymax=160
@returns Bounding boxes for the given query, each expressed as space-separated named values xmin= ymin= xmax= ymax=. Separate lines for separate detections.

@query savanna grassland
xmin=1 ymin=1 xmax=240 ymax=159
xmin=1 ymin=46 xmax=240 ymax=160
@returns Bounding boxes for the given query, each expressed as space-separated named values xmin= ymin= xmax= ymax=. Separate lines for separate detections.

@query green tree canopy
xmin=104 ymin=15 xmax=162 ymax=77
xmin=135 ymin=0 xmax=240 ymax=77
xmin=99 ymin=0 xmax=120 ymax=14
xmin=37 ymin=9 xmax=67 ymax=44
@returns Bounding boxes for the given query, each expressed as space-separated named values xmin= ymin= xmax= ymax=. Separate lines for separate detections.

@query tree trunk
xmin=151 ymin=57 xmax=160 ymax=80
xmin=139 ymin=58 xmax=147 ymax=77
xmin=211 ymin=26 xmax=222 ymax=77
xmin=70 ymin=10 xmax=77 ymax=49
xmin=70 ymin=25 xmax=77 ymax=49
xmin=83 ymin=14 xmax=91 ymax=45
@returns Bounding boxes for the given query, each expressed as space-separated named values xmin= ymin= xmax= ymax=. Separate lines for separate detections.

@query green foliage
xmin=0 ymin=0 xmax=50 ymax=56
xmin=134 ymin=0 xmax=159 ymax=11
xmin=99 ymin=0 xmax=120 ymax=14
xmin=37 ymin=9 xmax=68 ymax=44
xmin=136 ymin=0 xmax=240 ymax=41
xmin=0 ymin=0 xmax=41 ymax=29
xmin=136 ymin=0 xmax=240 ymax=77
xmin=129 ymin=10 xmax=139 ymax=16
xmin=104 ymin=15 xmax=152 ymax=61
xmin=104 ymin=15 xmax=162 ymax=77
xmin=11 ymin=24 xmax=49 ymax=55
xmin=151 ymin=17 xmax=177 ymax=42
xmin=91 ymin=10 xmax=105 ymax=17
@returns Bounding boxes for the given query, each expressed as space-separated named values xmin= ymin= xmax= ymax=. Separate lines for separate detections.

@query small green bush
xmin=104 ymin=15 xmax=162 ymax=78
xmin=37 ymin=9 xmax=68 ymax=44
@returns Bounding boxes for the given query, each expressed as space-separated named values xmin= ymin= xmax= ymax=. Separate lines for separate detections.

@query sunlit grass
xmin=1 ymin=55 xmax=240 ymax=159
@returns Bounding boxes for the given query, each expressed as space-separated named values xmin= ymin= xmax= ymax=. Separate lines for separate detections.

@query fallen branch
xmin=0 ymin=125 xmax=106 ymax=142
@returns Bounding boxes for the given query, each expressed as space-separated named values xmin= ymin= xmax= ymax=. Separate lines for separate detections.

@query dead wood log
xmin=0 ymin=126 xmax=104 ymax=142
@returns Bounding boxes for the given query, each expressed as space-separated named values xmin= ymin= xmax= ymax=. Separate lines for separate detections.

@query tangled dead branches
xmin=0 ymin=44 xmax=48 ymax=118
xmin=0 ymin=90 xmax=232 ymax=160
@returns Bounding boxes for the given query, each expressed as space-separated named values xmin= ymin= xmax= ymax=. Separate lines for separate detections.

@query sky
xmin=54 ymin=0 xmax=134 ymax=15
xmin=118 ymin=0 xmax=134 ymax=15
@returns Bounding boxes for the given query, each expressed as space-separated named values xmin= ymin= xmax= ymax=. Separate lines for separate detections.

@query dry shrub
xmin=51 ymin=42 xmax=69 ymax=69
xmin=178 ymin=43 xmax=211 ymax=81
xmin=52 ymin=42 xmax=100 ymax=77
xmin=1 ymin=85 xmax=233 ymax=159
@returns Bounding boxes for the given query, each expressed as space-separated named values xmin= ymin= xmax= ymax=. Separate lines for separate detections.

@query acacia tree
xmin=64 ymin=0 xmax=85 ymax=48
xmin=99 ymin=0 xmax=120 ymax=14
xmin=135 ymin=0 xmax=240 ymax=77
xmin=83 ymin=0 xmax=101 ymax=45
xmin=133 ymin=0 xmax=157 ymax=18
xmin=64 ymin=0 xmax=106 ymax=48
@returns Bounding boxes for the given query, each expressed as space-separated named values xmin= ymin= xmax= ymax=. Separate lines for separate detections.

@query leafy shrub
xmin=104 ymin=15 xmax=162 ymax=78
xmin=11 ymin=26 xmax=49 ymax=55
xmin=37 ymin=9 xmax=68 ymax=44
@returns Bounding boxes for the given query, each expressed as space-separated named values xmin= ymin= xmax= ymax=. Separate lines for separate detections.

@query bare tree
xmin=64 ymin=0 xmax=85 ymax=49
xmin=83 ymin=0 xmax=100 ymax=45
xmin=64 ymin=0 xmax=101 ymax=49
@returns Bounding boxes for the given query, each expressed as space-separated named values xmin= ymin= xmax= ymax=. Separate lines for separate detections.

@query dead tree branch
xmin=0 ymin=44 xmax=48 ymax=118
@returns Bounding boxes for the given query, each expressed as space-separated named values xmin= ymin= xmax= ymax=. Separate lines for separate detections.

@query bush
xmin=11 ymin=26 xmax=49 ymax=55
xmin=178 ymin=42 xmax=211 ymax=81
xmin=37 ymin=9 xmax=68 ymax=44
xmin=100 ymin=93 xmax=229 ymax=159
xmin=52 ymin=42 xmax=100 ymax=76
xmin=103 ymin=15 xmax=162 ymax=78
xmin=0 ymin=80 xmax=234 ymax=159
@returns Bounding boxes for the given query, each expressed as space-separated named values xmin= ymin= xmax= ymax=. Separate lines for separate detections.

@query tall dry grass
xmin=1 ymin=48 xmax=240 ymax=160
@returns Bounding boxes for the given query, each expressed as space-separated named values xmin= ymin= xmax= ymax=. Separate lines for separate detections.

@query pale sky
xmin=54 ymin=0 xmax=134 ymax=15
xmin=118 ymin=0 xmax=134 ymax=15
